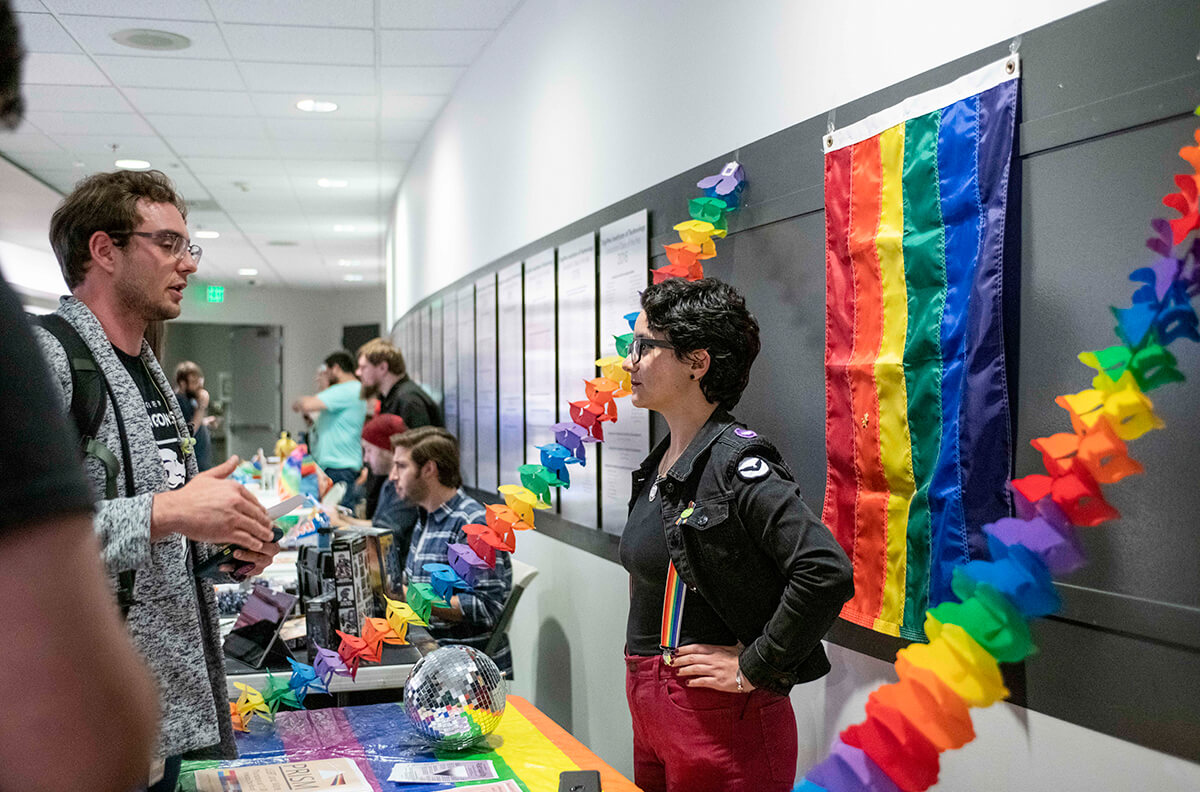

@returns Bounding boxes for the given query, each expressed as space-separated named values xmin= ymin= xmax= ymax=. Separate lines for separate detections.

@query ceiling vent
xmin=110 ymin=28 xmax=192 ymax=51
xmin=267 ymin=240 xmax=299 ymax=247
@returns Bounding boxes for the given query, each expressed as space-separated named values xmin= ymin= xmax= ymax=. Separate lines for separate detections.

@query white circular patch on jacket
xmin=737 ymin=456 xmax=769 ymax=481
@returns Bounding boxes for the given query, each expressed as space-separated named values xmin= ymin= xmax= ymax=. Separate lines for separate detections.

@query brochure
xmin=193 ymin=758 xmax=371 ymax=792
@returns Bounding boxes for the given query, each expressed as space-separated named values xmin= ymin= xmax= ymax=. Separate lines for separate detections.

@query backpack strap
xmin=32 ymin=313 xmax=139 ymax=617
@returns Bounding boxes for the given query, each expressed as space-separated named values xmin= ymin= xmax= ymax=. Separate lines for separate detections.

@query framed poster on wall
xmin=523 ymin=249 xmax=557 ymax=480
xmin=497 ymin=262 xmax=525 ymax=480
xmin=442 ymin=296 xmax=458 ymax=440
xmin=456 ymin=284 xmax=477 ymax=488
xmin=556 ymin=232 xmax=599 ymax=527
xmin=598 ymin=210 xmax=649 ymax=535
xmin=475 ymin=273 xmax=499 ymax=492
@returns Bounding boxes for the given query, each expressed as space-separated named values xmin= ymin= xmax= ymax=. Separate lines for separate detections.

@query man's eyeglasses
xmin=109 ymin=230 xmax=202 ymax=264
xmin=628 ymin=336 xmax=675 ymax=364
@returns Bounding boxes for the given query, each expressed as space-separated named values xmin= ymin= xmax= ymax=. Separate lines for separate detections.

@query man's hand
xmin=150 ymin=455 xmax=274 ymax=549
xmin=672 ymin=643 xmax=754 ymax=693
xmin=222 ymin=541 xmax=281 ymax=580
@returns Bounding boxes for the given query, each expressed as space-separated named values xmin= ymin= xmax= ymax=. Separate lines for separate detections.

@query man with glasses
xmin=33 ymin=169 xmax=280 ymax=791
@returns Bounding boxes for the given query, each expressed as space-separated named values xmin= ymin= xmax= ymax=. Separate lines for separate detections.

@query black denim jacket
xmin=629 ymin=410 xmax=853 ymax=695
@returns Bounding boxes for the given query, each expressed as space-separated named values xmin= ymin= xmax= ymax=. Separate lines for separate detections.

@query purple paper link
xmin=985 ymin=517 xmax=1085 ymax=576
xmin=1151 ymin=257 xmax=1184 ymax=301
xmin=807 ymin=740 xmax=901 ymax=792
xmin=448 ymin=543 xmax=485 ymax=586
xmin=313 ymin=646 xmax=349 ymax=683
xmin=1146 ymin=218 xmax=1173 ymax=257
xmin=624 ymin=311 xmax=640 ymax=332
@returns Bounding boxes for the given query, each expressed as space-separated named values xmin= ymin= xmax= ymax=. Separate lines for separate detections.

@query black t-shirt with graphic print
xmin=113 ymin=346 xmax=187 ymax=491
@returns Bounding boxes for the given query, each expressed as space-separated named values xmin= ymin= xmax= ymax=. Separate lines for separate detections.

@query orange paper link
xmin=1075 ymin=419 xmax=1143 ymax=484
xmin=871 ymin=669 xmax=974 ymax=752
xmin=1056 ymin=372 xmax=1164 ymax=441
xmin=663 ymin=242 xmax=702 ymax=269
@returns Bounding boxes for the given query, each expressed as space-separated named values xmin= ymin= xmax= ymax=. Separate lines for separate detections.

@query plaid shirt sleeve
xmin=405 ymin=493 xmax=512 ymax=632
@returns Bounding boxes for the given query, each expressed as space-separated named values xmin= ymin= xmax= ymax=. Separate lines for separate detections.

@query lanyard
xmin=659 ymin=501 xmax=694 ymax=665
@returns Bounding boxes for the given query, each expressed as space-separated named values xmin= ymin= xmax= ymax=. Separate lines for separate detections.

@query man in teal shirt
xmin=292 ymin=351 xmax=368 ymax=508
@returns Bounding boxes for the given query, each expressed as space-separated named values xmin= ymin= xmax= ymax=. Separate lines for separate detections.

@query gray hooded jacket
xmin=33 ymin=296 xmax=235 ymax=761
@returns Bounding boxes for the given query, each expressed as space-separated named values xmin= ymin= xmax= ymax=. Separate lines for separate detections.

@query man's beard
xmin=360 ymin=382 xmax=379 ymax=400
xmin=115 ymin=270 xmax=179 ymax=323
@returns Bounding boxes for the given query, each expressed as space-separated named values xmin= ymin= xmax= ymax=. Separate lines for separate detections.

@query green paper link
xmin=615 ymin=332 xmax=634 ymax=358
xmin=926 ymin=583 xmax=1035 ymax=663
xmin=688 ymin=196 xmax=729 ymax=225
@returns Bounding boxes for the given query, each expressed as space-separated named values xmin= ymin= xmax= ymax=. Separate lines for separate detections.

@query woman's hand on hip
xmin=672 ymin=643 xmax=754 ymax=693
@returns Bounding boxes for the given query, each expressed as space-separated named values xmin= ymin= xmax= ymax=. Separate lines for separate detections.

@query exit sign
xmin=206 ymin=285 xmax=224 ymax=303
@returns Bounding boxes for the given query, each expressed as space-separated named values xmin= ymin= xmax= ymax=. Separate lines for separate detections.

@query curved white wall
xmin=387 ymin=0 xmax=1106 ymax=321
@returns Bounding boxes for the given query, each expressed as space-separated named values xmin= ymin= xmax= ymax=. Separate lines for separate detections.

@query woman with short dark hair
xmin=619 ymin=277 xmax=854 ymax=792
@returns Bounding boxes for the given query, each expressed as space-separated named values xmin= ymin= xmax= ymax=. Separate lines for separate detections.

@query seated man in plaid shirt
xmin=393 ymin=427 xmax=513 ymax=676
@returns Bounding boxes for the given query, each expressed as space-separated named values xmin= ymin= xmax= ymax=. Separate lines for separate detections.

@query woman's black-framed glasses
xmin=628 ymin=336 xmax=675 ymax=363
xmin=109 ymin=230 xmax=202 ymax=265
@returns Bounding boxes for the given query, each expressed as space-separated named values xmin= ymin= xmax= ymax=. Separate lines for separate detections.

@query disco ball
xmin=403 ymin=645 xmax=508 ymax=750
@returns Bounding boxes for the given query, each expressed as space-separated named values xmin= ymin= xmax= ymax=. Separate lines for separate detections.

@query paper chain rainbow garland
xmin=791 ymin=121 xmax=1200 ymax=792
xmin=230 ymin=164 xmax=748 ymax=725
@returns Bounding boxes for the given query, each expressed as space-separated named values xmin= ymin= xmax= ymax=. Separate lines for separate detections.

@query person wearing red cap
xmin=333 ymin=414 xmax=420 ymax=567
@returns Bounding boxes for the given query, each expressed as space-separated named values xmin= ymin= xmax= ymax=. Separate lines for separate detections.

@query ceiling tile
xmin=379 ymin=29 xmax=492 ymax=66
xmin=379 ymin=0 xmax=522 ymax=30
xmin=379 ymin=66 xmax=465 ymax=95
xmin=265 ymin=117 xmax=376 ymax=141
xmin=250 ymin=92 xmax=378 ymax=120
xmin=378 ymin=142 xmax=416 ymax=161
xmin=124 ymin=87 xmax=255 ymax=116
xmin=238 ymin=62 xmax=375 ymax=95
xmin=208 ymin=0 xmax=374 ymax=28
xmin=12 ymin=0 xmax=49 ymax=11
xmin=147 ymin=113 xmax=267 ymax=138
xmin=29 ymin=167 xmax=88 ymax=193
xmin=379 ymin=93 xmax=444 ymax=120
xmin=273 ymin=138 xmax=381 ymax=159
xmin=25 ymin=110 xmax=156 ymax=135
xmin=183 ymin=156 xmax=285 ymax=176
xmin=15 ymin=12 xmax=82 ymax=53
xmin=2 ymin=151 xmax=84 ymax=171
xmin=42 ymin=0 xmax=214 ymax=21
xmin=0 ymin=129 xmax=67 ymax=152
xmin=222 ymin=23 xmax=375 ymax=66
xmin=282 ymin=159 xmax=404 ymax=178
xmin=94 ymin=55 xmax=244 ymax=90
xmin=57 ymin=15 xmax=230 ymax=58
xmin=21 ymin=85 xmax=134 ymax=113
xmin=379 ymin=118 xmax=427 ymax=142
xmin=166 ymin=136 xmax=277 ymax=158
xmin=22 ymin=52 xmax=111 ymax=85
xmin=47 ymin=132 xmax=172 ymax=157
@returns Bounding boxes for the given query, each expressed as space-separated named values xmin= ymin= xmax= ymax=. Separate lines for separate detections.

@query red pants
xmin=624 ymin=653 xmax=798 ymax=792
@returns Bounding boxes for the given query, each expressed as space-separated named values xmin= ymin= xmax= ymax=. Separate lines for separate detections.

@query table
xmin=179 ymin=697 xmax=639 ymax=792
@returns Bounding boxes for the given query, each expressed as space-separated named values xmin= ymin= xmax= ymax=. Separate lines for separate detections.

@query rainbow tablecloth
xmin=180 ymin=696 xmax=639 ymax=792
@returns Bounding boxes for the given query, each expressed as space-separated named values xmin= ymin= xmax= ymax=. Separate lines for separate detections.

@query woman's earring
xmin=689 ymin=374 xmax=695 ymax=380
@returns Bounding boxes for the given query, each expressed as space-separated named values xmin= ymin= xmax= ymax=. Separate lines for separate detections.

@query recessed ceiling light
xmin=114 ymin=158 xmax=151 ymax=170
xmin=111 ymin=28 xmax=191 ymax=51
xmin=296 ymin=99 xmax=338 ymax=113
xmin=333 ymin=224 xmax=355 ymax=232
xmin=343 ymin=273 xmax=364 ymax=282
xmin=194 ymin=230 xmax=220 ymax=239
xmin=317 ymin=178 xmax=348 ymax=188
xmin=337 ymin=259 xmax=361 ymax=267
xmin=238 ymin=268 xmax=258 ymax=276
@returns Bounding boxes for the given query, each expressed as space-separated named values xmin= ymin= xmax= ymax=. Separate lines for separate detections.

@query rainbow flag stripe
xmin=822 ymin=57 xmax=1019 ymax=639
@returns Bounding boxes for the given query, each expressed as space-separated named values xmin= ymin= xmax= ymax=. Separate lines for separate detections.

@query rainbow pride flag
xmin=822 ymin=56 xmax=1019 ymax=640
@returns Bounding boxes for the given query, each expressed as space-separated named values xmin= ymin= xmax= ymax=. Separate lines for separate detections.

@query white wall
xmin=391 ymin=0 xmax=1200 ymax=788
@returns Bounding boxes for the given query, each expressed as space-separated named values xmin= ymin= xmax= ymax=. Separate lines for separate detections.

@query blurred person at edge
xmin=34 ymin=167 xmax=280 ymax=790
xmin=0 ymin=5 xmax=159 ymax=790
xmin=355 ymin=337 xmax=441 ymax=517
xmin=174 ymin=360 xmax=214 ymax=471
xmin=292 ymin=351 xmax=369 ymax=509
